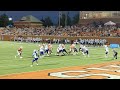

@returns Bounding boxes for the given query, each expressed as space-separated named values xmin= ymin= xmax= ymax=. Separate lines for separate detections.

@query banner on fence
xmin=110 ymin=44 xmax=119 ymax=48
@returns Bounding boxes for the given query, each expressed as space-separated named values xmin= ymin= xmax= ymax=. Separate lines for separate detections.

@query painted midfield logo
xmin=49 ymin=65 xmax=120 ymax=79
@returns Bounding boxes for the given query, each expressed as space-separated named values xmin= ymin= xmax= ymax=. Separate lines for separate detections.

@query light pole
xmin=59 ymin=11 xmax=62 ymax=27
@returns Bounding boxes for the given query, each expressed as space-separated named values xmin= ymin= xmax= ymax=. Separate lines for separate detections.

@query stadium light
xmin=9 ymin=18 xmax=12 ymax=21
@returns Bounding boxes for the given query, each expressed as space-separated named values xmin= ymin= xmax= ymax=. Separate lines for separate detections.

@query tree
xmin=0 ymin=14 xmax=9 ymax=27
xmin=72 ymin=13 xmax=79 ymax=25
xmin=44 ymin=16 xmax=53 ymax=27
xmin=92 ymin=21 xmax=98 ymax=27
xmin=40 ymin=17 xmax=45 ymax=26
xmin=99 ymin=21 xmax=104 ymax=27
xmin=66 ymin=12 xmax=72 ymax=26
xmin=60 ymin=13 xmax=66 ymax=27
xmin=57 ymin=12 xmax=72 ymax=27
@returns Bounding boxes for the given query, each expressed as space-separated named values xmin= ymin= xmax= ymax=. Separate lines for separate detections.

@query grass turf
xmin=0 ymin=41 xmax=119 ymax=75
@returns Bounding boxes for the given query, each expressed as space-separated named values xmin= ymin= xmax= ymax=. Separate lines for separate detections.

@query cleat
xmin=30 ymin=65 xmax=33 ymax=67
xmin=20 ymin=57 xmax=23 ymax=58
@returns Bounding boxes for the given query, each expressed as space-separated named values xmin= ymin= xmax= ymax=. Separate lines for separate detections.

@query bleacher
xmin=79 ymin=18 xmax=120 ymax=26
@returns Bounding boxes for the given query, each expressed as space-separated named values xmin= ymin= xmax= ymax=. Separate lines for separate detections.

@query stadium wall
xmin=1 ymin=35 xmax=120 ymax=44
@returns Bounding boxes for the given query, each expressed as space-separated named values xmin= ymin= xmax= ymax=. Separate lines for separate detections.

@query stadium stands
xmin=0 ymin=25 xmax=119 ymax=37
xmin=0 ymin=25 xmax=120 ymax=44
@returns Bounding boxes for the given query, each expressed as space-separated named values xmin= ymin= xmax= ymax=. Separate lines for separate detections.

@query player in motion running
xmin=39 ymin=44 xmax=45 ymax=58
xmin=56 ymin=44 xmax=64 ymax=56
xmin=104 ymin=45 xmax=109 ymax=58
xmin=15 ymin=46 xmax=23 ymax=58
xmin=44 ymin=44 xmax=49 ymax=56
xmin=31 ymin=49 xmax=39 ymax=67
xmin=80 ymin=45 xmax=89 ymax=57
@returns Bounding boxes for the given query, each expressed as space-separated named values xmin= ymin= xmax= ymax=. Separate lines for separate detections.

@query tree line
xmin=41 ymin=12 xmax=79 ymax=27
xmin=0 ymin=14 xmax=13 ymax=27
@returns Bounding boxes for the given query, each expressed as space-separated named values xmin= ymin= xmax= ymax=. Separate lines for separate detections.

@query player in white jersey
xmin=61 ymin=44 xmax=68 ymax=55
xmin=56 ymin=44 xmax=64 ymax=56
xmin=79 ymin=44 xmax=83 ymax=52
xmin=39 ymin=44 xmax=45 ymax=58
xmin=83 ymin=46 xmax=89 ymax=57
xmin=104 ymin=45 xmax=109 ymax=58
xmin=31 ymin=50 xmax=39 ymax=67
xmin=44 ymin=44 xmax=49 ymax=56
xmin=79 ymin=45 xmax=85 ymax=55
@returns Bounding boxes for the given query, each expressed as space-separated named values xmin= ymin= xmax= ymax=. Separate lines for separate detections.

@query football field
xmin=0 ymin=41 xmax=120 ymax=79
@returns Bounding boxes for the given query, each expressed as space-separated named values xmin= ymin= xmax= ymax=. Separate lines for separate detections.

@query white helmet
xmin=59 ymin=44 xmax=61 ymax=47
xmin=33 ymin=49 xmax=36 ymax=53
xmin=104 ymin=45 xmax=107 ymax=47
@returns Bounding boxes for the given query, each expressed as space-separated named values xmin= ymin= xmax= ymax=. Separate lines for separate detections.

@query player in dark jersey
xmin=113 ymin=49 xmax=118 ymax=59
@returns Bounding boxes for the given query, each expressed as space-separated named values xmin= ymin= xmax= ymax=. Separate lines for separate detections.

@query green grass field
xmin=0 ymin=41 xmax=120 ymax=76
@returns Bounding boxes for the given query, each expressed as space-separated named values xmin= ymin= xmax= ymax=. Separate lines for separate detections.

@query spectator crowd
xmin=0 ymin=25 xmax=120 ymax=37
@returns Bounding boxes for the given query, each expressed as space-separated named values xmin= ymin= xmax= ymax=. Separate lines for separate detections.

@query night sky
xmin=0 ymin=11 xmax=79 ymax=24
